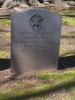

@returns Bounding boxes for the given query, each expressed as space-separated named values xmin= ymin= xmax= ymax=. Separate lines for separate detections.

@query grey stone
xmin=11 ymin=8 xmax=61 ymax=74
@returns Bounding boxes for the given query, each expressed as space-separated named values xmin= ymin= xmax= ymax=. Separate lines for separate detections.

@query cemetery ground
xmin=0 ymin=8 xmax=75 ymax=100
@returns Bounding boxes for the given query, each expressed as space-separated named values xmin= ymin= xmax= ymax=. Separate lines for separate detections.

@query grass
xmin=63 ymin=16 xmax=75 ymax=26
xmin=0 ymin=70 xmax=75 ymax=100
xmin=60 ymin=7 xmax=75 ymax=15
xmin=0 ymin=32 xmax=10 ymax=40
xmin=0 ymin=51 xmax=10 ymax=58
xmin=0 ymin=19 xmax=11 ymax=25
xmin=38 ymin=70 xmax=75 ymax=81
xmin=60 ymin=49 xmax=75 ymax=57
xmin=0 ymin=32 xmax=10 ymax=58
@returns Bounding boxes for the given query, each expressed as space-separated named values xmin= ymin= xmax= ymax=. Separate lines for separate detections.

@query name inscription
xmin=14 ymin=31 xmax=53 ymax=50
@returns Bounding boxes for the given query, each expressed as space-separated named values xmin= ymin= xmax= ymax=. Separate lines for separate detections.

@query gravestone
xmin=11 ymin=8 xmax=61 ymax=74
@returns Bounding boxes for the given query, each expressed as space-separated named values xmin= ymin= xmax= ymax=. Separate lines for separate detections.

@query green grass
xmin=63 ymin=16 xmax=75 ymax=25
xmin=0 ymin=19 xmax=11 ymax=25
xmin=38 ymin=70 xmax=75 ymax=82
xmin=0 ymin=70 xmax=75 ymax=100
xmin=0 ymin=51 xmax=10 ymax=58
xmin=60 ymin=49 xmax=75 ymax=57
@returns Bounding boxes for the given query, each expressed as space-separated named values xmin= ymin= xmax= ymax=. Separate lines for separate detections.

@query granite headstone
xmin=11 ymin=8 xmax=61 ymax=74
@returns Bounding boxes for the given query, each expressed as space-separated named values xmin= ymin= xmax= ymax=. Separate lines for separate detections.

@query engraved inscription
xmin=13 ymin=31 xmax=53 ymax=50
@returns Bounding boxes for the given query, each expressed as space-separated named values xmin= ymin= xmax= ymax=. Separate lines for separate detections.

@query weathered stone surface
xmin=11 ymin=8 xmax=61 ymax=74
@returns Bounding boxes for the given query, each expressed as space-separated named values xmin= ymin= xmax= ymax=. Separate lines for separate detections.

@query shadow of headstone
xmin=0 ymin=58 xmax=10 ymax=70
xmin=58 ymin=55 xmax=75 ymax=69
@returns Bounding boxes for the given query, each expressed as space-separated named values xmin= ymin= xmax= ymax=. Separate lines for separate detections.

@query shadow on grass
xmin=61 ymin=35 xmax=75 ymax=38
xmin=0 ymin=55 xmax=75 ymax=70
xmin=0 ymin=58 xmax=10 ymax=70
xmin=7 ymin=79 xmax=75 ymax=100
xmin=58 ymin=55 xmax=75 ymax=69
xmin=63 ymin=15 xmax=75 ymax=18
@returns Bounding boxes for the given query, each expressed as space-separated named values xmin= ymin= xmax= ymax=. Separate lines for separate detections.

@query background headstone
xmin=11 ymin=8 xmax=61 ymax=74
